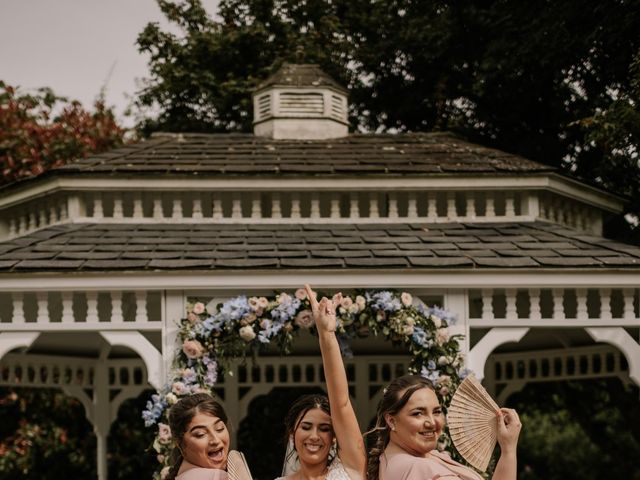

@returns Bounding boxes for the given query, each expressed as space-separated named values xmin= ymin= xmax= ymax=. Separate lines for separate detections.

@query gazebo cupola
xmin=252 ymin=63 xmax=349 ymax=139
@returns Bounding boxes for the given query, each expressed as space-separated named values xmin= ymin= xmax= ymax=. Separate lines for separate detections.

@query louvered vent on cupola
xmin=252 ymin=63 xmax=349 ymax=139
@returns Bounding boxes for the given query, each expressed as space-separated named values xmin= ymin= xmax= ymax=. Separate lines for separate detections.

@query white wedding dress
xmin=274 ymin=456 xmax=352 ymax=480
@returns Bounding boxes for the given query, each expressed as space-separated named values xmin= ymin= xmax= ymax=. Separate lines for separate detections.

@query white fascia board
xmin=0 ymin=173 xmax=624 ymax=212
xmin=0 ymin=269 xmax=638 ymax=291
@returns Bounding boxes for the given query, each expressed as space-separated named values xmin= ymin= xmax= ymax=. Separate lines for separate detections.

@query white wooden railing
xmin=469 ymin=287 xmax=640 ymax=327
xmin=0 ymin=290 xmax=163 ymax=330
xmin=1 ymin=189 xmax=605 ymax=240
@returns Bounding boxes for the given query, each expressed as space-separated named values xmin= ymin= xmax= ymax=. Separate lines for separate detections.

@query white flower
xmin=277 ymin=293 xmax=292 ymax=304
xmin=182 ymin=339 xmax=205 ymax=358
xmin=239 ymin=325 xmax=256 ymax=342
xmin=192 ymin=302 xmax=205 ymax=315
xmin=376 ymin=310 xmax=387 ymax=322
xmin=401 ymin=292 xmax=413 ymax=307
xmin=295 ymin=288 xmax=308 ymax=300
xmin=171 ymin=381 xmax=189 ymax=395
xmin=257 ymin=297 xmax=269 ymax=308
xmin=165 ymin=392 xmax=178 ymax=405
xmin=403 ymin=325 xmax=414 ymax=335
xmin=340 ymin=297 xmax=353 ymax=309
xmin=438 ymin=355 xmax=449 ymax=366
xmin=160 ymin=466 xmax=171 ymax=480
xmin=436 ymin=327 xmax=449 ymax=345
xmin=432 ymin=315 xmax=442 ymax=329
xmin=355 ymin=295 xmax=366 ymax=311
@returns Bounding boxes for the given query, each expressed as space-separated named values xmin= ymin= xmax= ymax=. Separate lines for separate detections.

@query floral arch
xmin=143 ymin=289 xmax=469 ymax=479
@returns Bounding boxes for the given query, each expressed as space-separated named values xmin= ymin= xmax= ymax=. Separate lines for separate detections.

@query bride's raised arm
xmin=305 ymin=284 xmax=366 ymax=480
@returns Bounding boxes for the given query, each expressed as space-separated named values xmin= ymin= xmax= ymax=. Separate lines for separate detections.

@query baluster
xmin=61 ymin=292 xmax=74 ymax=323
xmin=466 ymin=193 xmax=476 ymax=219
xmin=310 ymin=193 xmax=321 ymax=218
xmin=271 ymin=193 xmax=282 ymax=219
xmin=36 ymin=292 xmax=48 ymax=323
xmin=28 ymin=211 xmax=37 ymax=230
xmin=576 ymin=289 xmax=588 ymax=321
xmin=113 ymin=196 xmax=124 ymax=219
xmin=349 ymin=193 xmax=360 ymax=218
xmin=59 ymin=201 xmax=68 ymax=220
xmin=250 ymin=193 xmax=261 ymax=219
xmin=9 ymin=218 xmax=17 ymax=237
xmin=231 ymin=194 xmax=243 ymax=219
xmin=446 ymin=192 xmax=456 ymax=218
xmin=135 ymin=291 xmax=148 ymax=322
xmin=11 ymin=293 xmax=25 ymax=323
xmin=529 ymin=288 xmax=541 ymax=320
xmin=86 ymin=291 xmax=99 ymax=323
xmin=191 ymin=195 xmax=203 ymax=219
xmin=552 ymin=288 xmax=565 ymax=320
xmin=212 ymin=193 xmax=223 ymax=219
xmin=505 ymin=289 xmax=517 ymax=321
xmin=600 ymin=288 xmax=612 ymax=321
xmin=18 ymin=213 xmax=27 ymax=234
xmin=38 ymin=208 xmax=47 ymax=227
xmin=623 ymin=288 xmax=635 ymax=320
xmin=171 ymin=196 xmax=183 ymax=219
xmin=388 ymin=192 xmax=399 ymax=219
xmin=485 ymin=193 xmax=496 ymax=218
xmin=111 ymin=291 xmax=123 ymax=323
xmin=366 ymin=193 xmax=378 ymax=218
xmin=132 ymin=192 xmax=144 ymax=218
xmin=407 ymin=193 xmax=418 ymax=218
xmin=427 ymin=192 xmax=437 ymax=219
xmin=93 ymin=193 xmax=104 ymax=219
xmin=481 ymin=289 xmax=494 ymax=321
xmin=49 ymin=204 xmax=59 ymax=224
xmin=153 ymin=195 xmax=163 ymax=219
xmin=290 ymin=193 xmax=301 ymax=219
xmin=505 ymin=192 xmax=516 ymax=217
xmin=330 ymin=195 xmax=341 ymax=219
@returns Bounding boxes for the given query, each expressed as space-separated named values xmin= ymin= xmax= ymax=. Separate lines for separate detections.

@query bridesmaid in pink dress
xmin=166 ymin=393 xmax=230 ymax=480
xmin=367 ymin=375 xmax=521 ymax=480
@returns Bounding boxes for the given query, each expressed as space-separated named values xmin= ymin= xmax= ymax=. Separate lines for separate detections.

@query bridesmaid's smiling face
xmin=386 ymin=387 xmax=444 ymax=457
xmin=294 ymin=407 xmax=334 ymax=466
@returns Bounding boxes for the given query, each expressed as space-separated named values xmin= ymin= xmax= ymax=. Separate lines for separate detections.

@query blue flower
xmin=270 ymin=295 xmax=301 ymax=323
xmin=420 ymin=365 xmax=440 ymax=385
xmin=142 ymin=393 xmax=167 ymax=427
xmin=218 ymin=296 xmax=251 ymax=322
xmin=426 ymin=305 xmax=457 ymax=326
xmin=366 ymin=290 xmax=402 ymax=313
xmin=411 ymin=326 xmax=430 ymax=347
xmin=458 ymin=368 xmax=473 ymax=379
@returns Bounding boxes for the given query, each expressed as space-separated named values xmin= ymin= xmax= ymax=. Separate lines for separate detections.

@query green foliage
xmin=0 ymin=388 xmax=96 ymax=479
xmin=135 ymin=0 xmax=640 ymax=238
xmin=508 ymin=379 xmax=640 ymax=480
xmin=0 ymin=82 xmax=126 ymax=185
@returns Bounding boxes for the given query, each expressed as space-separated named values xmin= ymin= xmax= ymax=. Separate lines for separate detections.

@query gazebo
xmin=1 ymin=63 xmax=638 ymax=479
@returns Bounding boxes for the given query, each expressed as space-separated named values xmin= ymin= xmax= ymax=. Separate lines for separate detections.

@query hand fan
xmin=227 ymin=450 xmax=253 ymax=480
xmin=447 ymin=375 xmax=500 ymax=472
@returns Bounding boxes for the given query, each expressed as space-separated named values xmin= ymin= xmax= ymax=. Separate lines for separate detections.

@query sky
xmin=0 ymin=0 xmax=219 ymax=127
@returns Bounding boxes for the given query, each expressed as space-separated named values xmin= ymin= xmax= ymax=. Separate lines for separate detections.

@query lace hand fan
xmin=227 ymin=450 xmax=253 ymax=480
xmin=447 ymin=375 xmax=500 ymax=472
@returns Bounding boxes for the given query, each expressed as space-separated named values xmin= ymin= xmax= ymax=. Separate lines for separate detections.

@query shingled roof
xmin=22 ymin=132 xmax=553 ymax=180
xmin=254 ymin=63 xmax=347 ymax=93
xmin=1 ymin=221 xmax=638 ymax=272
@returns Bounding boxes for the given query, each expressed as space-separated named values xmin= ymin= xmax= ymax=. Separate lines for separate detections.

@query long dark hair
xmin=282 ymin=394 xmax=332 ymax=467
xmin=166 ymin=393 xmax=229 ymax=480
xmin=366 ymin=375 xmax=435 ymax=480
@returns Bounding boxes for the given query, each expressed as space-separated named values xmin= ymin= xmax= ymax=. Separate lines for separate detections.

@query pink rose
xmin=182 ymin=339 xmax=204 ymax=359
xmin=295 ymin=288 xmax=308 ymax=300
xmin=157 ymin=423 xmax=172 ymax=444
xmin=401 ymin=292 xmax=413 ymax=307
xmin=187 ymin=312 xmax=199 ymax=324
xmin=257 ymin=297 xmax=269 ymax=308
xmin=192 ymin=302 xmax=205 ymax=314
xmin=340 ymin=297 xmax=353 ymax=309
xmin=160 ymin=466 xmax=171 ymax=480
xmin=294 ymin=310 xmax=314 ymax=329
xmin=171 ymin=381 xmax=189 ymax=395
xmin=436 ymin=327 xmax=450 ymax=345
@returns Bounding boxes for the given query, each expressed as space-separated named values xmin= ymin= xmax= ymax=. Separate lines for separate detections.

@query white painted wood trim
xmin=585 ymin=327 xmax=640 ymax=386
xmin=1 ymin=271 xmax=639 ymax=290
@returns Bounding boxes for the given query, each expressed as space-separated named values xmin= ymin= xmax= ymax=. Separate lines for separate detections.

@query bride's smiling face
xmin=294 ymin=407 xmax=334 ymax=466
xmin=181 ymin=412 xmax=230 ymax=470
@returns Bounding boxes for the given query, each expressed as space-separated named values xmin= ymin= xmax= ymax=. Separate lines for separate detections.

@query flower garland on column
xmin=143 ymin=289 xmax=470 ymax=479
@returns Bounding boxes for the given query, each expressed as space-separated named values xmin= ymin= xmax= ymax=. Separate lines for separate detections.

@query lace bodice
xmin=274 ymin=456 xmax=351 ymax=480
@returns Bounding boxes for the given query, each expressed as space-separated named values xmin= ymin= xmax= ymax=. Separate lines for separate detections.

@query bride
xmin=274 ymin=285 xmax=366 ymax=480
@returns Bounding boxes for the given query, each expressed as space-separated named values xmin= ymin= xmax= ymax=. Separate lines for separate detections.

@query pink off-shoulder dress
xmin=380 ymin=450 xmax=483 ymax=480
xmin=176 ymin=460 xmax=228 ymax=480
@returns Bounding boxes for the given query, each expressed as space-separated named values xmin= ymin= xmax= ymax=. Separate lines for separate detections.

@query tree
xmin=134 ymin=0 xmax=640 ymax=241
xmin=0 ymin=81 xmax=126 ymax=185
